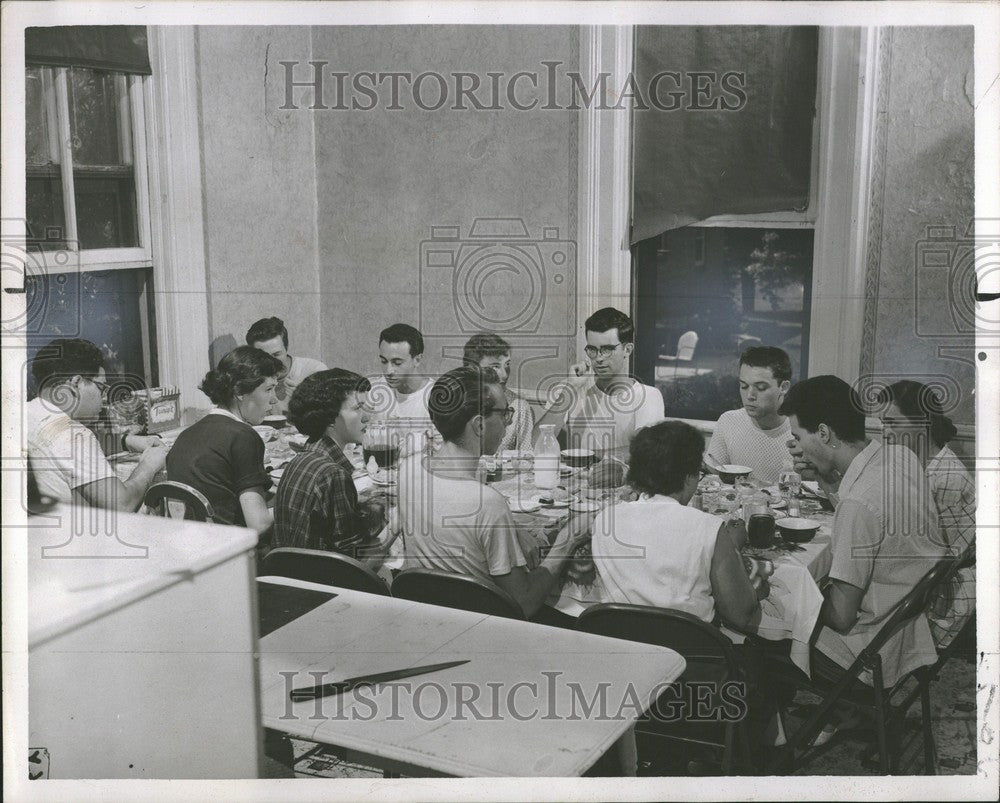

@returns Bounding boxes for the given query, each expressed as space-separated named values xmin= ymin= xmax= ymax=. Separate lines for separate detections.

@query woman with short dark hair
xmin=593 ymin=420 xmax=762 ymax=629
xmin=273 ymin=369 xmax=397 ymax=566
xmin=877 ymin=380 xmax=975 ymax=647
xmin=167 ymin=346 xmax=283 ymax=533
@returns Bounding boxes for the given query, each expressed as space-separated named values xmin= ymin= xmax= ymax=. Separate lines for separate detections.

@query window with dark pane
xmin=67 ymin=68 xmax=138 ymax=248
xmin=25 ymin=66 xmax=66 ymax=248
xmin=24 ymin=268 xmax=158 ymax=399
xmin=633 ymin=227 xmax=814 ymax=421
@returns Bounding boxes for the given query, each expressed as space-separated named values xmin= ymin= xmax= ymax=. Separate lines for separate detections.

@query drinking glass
xmin=363 ymin=423 xmax=400 ymax=469
xmin=778 ymin=469 xmax=802 ymax=499
xmin=748 ymin=514 xmax=776 ymax=548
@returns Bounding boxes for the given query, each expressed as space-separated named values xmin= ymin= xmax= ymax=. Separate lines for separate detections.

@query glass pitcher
xmin=533 ymin=424 xmax=560 ymax=490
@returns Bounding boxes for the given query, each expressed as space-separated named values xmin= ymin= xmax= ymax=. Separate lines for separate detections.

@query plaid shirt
xmin=496 ymin=392 xmax=534 ymax=453
xmin=273 ymin=436 xmax=377 ymax=557
xmin=926 ymin=446 xmax=977 ymax=647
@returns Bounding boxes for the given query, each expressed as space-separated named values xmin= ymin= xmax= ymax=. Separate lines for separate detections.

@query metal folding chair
xmin=260 ymin=547 xmax=390 ymax=595
xmin=391 ymin=567 xmax=525 ymax=619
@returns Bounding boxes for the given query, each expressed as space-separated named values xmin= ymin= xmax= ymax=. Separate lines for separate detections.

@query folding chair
xmin=143 ymin=480 xmax=216 ymax=522
xmin=391 ymin=567 xmax=525 ymax=619
xmin=769 ymin=556 xmax=955 ymax=775
xmin=260 ymin=547 xmax=390 ymax=596
xmin=577 ymin=603 xmax=753 ymax=774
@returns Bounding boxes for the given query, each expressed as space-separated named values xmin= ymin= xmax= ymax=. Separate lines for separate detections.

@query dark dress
xmin=166 ymin=412 xmax=271 ymax=526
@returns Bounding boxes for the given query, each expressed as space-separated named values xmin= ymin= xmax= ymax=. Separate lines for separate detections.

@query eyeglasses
xmin=89 ymin=378 xmax=111 ymax=398
xmin=487 ymin=405 xmax=515 ymax=425
xmin=584 ymin=343 xmax=623 ymax=359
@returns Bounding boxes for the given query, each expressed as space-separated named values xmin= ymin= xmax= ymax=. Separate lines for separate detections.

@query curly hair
xmin=31 ymin=338 xmax=105 ymax=392
xmin=429 ymin=366 xmax=501 ymax=443
xmin=199 ymin=346 xmax=284 ymax=407
xmin=626 ymin=420 xmax=705 ymax=497
xmin=287 ymin=369 xmax=371 ymax=439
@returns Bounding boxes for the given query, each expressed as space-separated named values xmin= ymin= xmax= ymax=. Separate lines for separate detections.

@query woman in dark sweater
xmin=167 ymin=346 xmax=283 ymax=533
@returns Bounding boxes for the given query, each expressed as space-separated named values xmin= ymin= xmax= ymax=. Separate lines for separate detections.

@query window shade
xmin=631 ymin=26 xmax=818 ymax=244
xmin=25 ymin=26 xmax=151 ymax=75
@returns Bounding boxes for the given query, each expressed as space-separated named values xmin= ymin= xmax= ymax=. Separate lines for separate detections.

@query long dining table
xmin=256 ymin=575 xmax=686 ymax=777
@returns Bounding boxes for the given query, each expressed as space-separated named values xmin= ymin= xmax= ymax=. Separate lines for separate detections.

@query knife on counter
xmin=289 ymin=659 xmax=470 ymax=702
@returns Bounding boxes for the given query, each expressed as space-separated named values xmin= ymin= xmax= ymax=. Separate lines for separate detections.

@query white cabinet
xmin=28 ymin=507 xmax=261 ymax=778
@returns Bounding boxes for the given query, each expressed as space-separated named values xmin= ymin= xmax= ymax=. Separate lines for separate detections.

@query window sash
xmin=28 ymin=66 xmax=151 ymax=269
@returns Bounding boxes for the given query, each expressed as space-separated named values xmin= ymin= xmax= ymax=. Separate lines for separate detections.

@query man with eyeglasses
xmin=24 ymin=338 xmax=168 ymax=511
xmin=399 ymin=366 xmax=591 ymax=619
xmin=540 ymin=308 xmax=664 ymax=467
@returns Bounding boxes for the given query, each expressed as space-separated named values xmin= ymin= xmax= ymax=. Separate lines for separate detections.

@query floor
xmin=269 ymin=645 xmax=978 ymax=779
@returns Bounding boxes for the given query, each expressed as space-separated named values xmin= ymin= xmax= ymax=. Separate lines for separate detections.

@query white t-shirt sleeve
xmin=35 ymin=417 xmax=117 ymax=493
xmin=479 ymin=492 xmax=527 ymax=576
xmin=634 ymin=384 xmax=665 ymax=430
xmin=706 ymin=414 xmax=731 ymax=466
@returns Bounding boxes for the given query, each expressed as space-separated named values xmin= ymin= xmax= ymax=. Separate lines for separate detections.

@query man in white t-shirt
xmin=399 ymin=366 xmax=589 ymax=618
xmin=25 ymin=338 xmax=168 ymax=511
xmin=537 ymin=307 xmax=663 ymax=466
xmin=366 ymin=323 xmax=440 ymax=449
xmin=707 ymin=345 xmax=793 ymax=485
xmin=246 ymin=316 xmax=327 ymax=414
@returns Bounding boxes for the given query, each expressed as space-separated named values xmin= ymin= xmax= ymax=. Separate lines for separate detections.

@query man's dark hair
xmin=462 ymin=332 xmax=510 ymax=366
xmin=627 ymin=421 xmax=705 ymax=497
xmin=739 ymin=345 xmax=792 ymax=384
xmin=428 ymin=366 xmax=501 ymax=443
xmin=779 ymin=375 xmax=866 ymax=442
xmin=246 ymin=317 xmax=289 ymax=349
xmin=31 ymin=338 xmax=105 ymax=392
xmin=874 ymin=380 xmax=957 ymax=449
xmin=199 ymin=346 xmax=284 ymax=407
xmin=287 ymin=369 xmax=371 ymax=440
xmin=585 ymin=307 xmax=634 ymax=344
xmin=379 ymin=323 xmax=424 ymax=357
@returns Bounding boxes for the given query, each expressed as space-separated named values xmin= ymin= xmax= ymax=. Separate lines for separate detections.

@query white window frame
xmin=577 ymin=26 xmax=881 ymax=412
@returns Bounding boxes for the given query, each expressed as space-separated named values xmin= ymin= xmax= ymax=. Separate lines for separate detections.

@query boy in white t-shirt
xmin=707 ymin=345 xmax=794 ymax=485
xmin=537 ymin=307 xmax=664 ymax=468
xmin=246 ymin=316 xmax=327 ymax=413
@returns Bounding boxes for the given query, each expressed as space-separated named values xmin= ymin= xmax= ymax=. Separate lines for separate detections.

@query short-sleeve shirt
xmin=496 ymin=392 xmax=535 ymax=454
xmin=816 ymin=441 xmax=946 ymax=687
xmin=273 ymin=436 xmax=372 ymax=556
xmin=564 ymin=378 xmax=664 ymax=458
xmin=398 ymin=455 xmax=527 ymax=582
xmin=25 ymin=397 xmax=117 ymax=504
xmin=273 ymin=355 xmax=327 ymax=413
xmin=706 ymin=408 xmax=792 ymax=485
xmin=166 ymin=410 xmax=271 ymax=526
xmin=593 ymin=495 xmax=721 ymax=621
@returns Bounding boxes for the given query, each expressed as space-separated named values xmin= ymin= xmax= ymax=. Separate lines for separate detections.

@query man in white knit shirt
xmin=706 ymin=346 xmax=793 ymax=485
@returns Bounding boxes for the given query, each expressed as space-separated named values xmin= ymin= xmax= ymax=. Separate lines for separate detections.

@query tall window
xmin=24 ymin=61 xmax=157 ymax=392
xmin=631 ymin=29 xmax=835 ymax=422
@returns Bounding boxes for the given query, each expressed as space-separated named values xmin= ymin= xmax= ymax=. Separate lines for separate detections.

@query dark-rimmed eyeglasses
xmin=583 ymin=343 xmax=623 ymax=359
xmin=487 ymin=405 xmax=515 ymax=425
xmin=89 ymin=377 xmax=111 ymax=398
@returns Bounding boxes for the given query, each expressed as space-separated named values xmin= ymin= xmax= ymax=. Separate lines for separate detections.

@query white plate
xmin=569 ymin=498 xmax=601 ymax=514
xmin=269 ymin=468 xmax=285 ymax=482
xmin=508 ymin=498 xmax=542 ymax=513
xmin=370 ymin=470 xmax=398 ymax=487
xmin=769 ymin=499 xmax=787 ymax=510
xmin=531 ymin=493 xmax=570 ymax=509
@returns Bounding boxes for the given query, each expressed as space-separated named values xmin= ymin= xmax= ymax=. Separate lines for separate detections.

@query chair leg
xmin=920 ymin=673 xmax=938 ymax=775
xmin=872 ymin=663 xmax=891 ymax=775
xmin=721 ymin=722 xmax=735 ymax=774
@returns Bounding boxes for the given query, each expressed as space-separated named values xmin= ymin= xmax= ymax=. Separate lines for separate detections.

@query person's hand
xmin=786 ymin=438 xmax=819 ymax=480
xmin=549 ymin=511 xmax=593 ymax=557
xmin=570 ymin=361 xmax=592 ymax=378
xmin=137 ymin=440 xmax=168 ymax=473
xmin=125 ymin=434 xmax=163 ymax=453
xmin=755 ymin=577 xmax=771 ymax=601
xmin=719 ymin=517 xmax=748 ymax=550
xmin=588 ymin=458 xmax=626 ymax=490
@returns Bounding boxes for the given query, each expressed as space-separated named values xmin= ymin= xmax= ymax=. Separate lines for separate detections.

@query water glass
xmin=748 ymin=513 xmax=776 ymax=548
xmin=778 ymin=469 xmax=802 ymax=499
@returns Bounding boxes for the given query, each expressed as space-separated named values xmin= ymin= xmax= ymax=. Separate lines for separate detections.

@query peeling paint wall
xmin=195 ymin=27 xmax=323 ymax=364
xmin=869 ymin=27 xmax=976 ymax=437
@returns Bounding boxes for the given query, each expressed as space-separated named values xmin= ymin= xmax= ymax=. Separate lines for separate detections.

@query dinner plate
xmin=531 ymin=493 xmax=570 ymax=509
xmin=769 ymin=498 xmax=787 ymax=510
xmin=370 ymin=470 xmax=398 ymax=487
xmin=269 ymin=468 xmax=285 ymax=482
